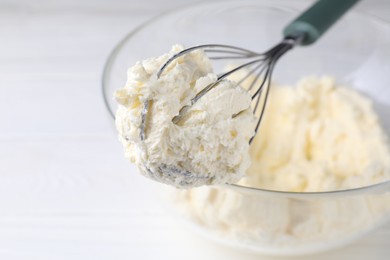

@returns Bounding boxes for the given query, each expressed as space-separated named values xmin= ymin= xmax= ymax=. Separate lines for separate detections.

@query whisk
xmin=141 ymin=0 xmax=359 ymax=143
xmin=139 ymin=0 xmax=359 ymax=186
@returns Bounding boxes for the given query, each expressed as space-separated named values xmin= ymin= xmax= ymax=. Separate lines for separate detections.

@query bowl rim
xmin=102 ymin=0 xmax=390 ymax=198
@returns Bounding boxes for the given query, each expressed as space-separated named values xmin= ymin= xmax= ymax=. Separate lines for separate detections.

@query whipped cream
xmin=171 ymin=76 xmax=390 ymax=252
xmin=243 ymin=76 xmax=390 ymax=192
xmin=115 ymin=45 xmax=256 ymax=188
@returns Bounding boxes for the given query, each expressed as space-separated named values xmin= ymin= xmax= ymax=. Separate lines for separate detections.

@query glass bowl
xmin=102 ymin=0 xmax=390 ymax=256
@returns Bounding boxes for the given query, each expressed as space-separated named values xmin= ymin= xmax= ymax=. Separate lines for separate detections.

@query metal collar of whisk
xmin=140 ymin=34 xmax=304 ymax=142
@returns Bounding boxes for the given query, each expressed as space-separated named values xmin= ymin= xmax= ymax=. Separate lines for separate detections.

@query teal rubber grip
xmin=283 ymin=0 xmax=360 ymax=45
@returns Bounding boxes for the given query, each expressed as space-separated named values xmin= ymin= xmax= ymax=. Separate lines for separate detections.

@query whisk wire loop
xmin=142 ymin=36 xmax=303 ymax=142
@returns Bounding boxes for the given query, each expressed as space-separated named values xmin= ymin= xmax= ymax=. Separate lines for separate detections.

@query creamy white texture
xmin=171 ymin=76 xmax=390 ymax=251
xmin=243 ymin=76 xmax=390 ymax=192
xmin=115 ymin=45 xmax=256 ymax=188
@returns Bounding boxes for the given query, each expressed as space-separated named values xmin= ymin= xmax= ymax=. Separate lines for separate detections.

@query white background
xmin=1 ymin=0 xmax=390 ymax=259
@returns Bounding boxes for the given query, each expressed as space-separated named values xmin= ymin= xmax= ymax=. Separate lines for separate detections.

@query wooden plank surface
xmin=0 ymin=0 xmax=389 ymax=259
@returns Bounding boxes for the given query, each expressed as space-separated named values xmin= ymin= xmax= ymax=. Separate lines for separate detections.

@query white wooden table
xmin=1 ymin=0 xmax=389 ymax=259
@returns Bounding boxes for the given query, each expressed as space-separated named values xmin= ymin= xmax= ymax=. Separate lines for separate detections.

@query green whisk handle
xmin=283 ymin=0 xmax=360 ymax=45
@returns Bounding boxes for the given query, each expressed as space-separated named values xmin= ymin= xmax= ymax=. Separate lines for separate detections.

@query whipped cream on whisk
xmin=115 ymin=45 xmax=256 ymax=188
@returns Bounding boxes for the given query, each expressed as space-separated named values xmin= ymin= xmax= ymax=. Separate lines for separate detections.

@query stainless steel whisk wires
xmin=155 ymin=36 xmax=303 ymax=143
xmin=141 ymin=0 xmax=360 ymax=143
xmin=137 ymin=0 xmax=359 ymax=184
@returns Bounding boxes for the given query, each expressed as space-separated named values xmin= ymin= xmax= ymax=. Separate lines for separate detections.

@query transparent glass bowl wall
xmin=102 ymin=0 xmax=390 ymax=255
xmin=169 ymin=184 xmax=390 ymax=255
